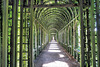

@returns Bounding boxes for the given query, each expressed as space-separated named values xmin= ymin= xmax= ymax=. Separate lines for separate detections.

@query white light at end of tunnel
xmin=49 ymin=48 xmax=59 ymax=50
xmin=48 ymin=50 xmax=61 ymax=52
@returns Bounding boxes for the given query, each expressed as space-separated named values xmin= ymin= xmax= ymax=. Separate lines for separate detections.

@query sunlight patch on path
xmin=42 ymin=61 xmax=69 ymax=67
xmin=48 ymin=42 xmax=61 ymax=53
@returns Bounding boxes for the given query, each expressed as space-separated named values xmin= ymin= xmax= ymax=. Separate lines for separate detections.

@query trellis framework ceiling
xmin=24 ymin=0 xmax=79 ymax=32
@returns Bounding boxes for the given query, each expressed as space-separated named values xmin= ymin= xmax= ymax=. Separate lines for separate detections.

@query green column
xmin=29 ymin=0 xmax=34 ymax=66
xmin=90 ymin=0 xmax=96 ymax=67
xmin=79 ymin=0 xmax=85 ymax=67
xmin=40 ymin=27 xmax=42 ymax=51
xmin=10 ymin=0 xmax=17 ymax=67
xmin=2 ymin=0 xmax=8 ymax=67
xmin=96 ymin=0 xmax=100 ymax=66
xmin=66 ymin=27 xmax=68 ymax=50
xmin=0 ymin=1 xmax=2 ymax=66
xmin=35 ymin=25 xmax=37 ymax=56
xmin=37 ymin=25 xmax=39 ymax=55
xmin=86 ymin=9 xmax=91 ymax=67
xmin=73 ymin=22 xmax=76 ymax=58
xmin=0 ymin=13 xmax=1 ymax=67
xmin=68 ymin=27 xmax=69 ymax=52
xmin=64 ymin=29 xmax=66 ymax=44
xmin=20 ymin=0 xmax=23 ymax=67
xmin=56 ymin=32 xmax=58 ymax=42
xmin=0 ymin=26 xmax=1 ymax=67
xmin=39 ymin=27 xmax=41 ymax=51
xmin=15 ymin=0 xmax=18 ymax=67
xmin=71 ymin=24 xmax=73 ymax=56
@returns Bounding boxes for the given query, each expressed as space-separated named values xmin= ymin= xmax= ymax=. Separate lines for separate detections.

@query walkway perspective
xmin=34 ymin=40 xmax=80 ymax=67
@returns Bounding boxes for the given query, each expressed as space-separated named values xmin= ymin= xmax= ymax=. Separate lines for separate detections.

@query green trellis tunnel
xmin=0 ymin=0 xmax=100 ymax=67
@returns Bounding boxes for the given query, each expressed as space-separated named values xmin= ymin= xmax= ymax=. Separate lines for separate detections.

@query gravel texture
xmin=34 ymin=40 xmax=80 ymax=67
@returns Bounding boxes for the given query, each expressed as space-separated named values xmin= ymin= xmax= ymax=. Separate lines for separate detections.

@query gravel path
xmin=34 ymin=40 xmax=80 ymax=67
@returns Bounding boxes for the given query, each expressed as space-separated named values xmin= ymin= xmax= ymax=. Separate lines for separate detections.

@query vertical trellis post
xmin=35 ymin=25 xmax=37 ymax=56
xmin=29 ymin=0 xmax=34 ymax=66
xmin=2 ymin=0 xmax=8 ymax=67
xmin=42 ymin=30 xmax=44 ymax=45
xmin=80 ymin=0 xmax=85 ymax=67
xmin=66 ymin=27 xmax=68 ymax=50
xmin=70 ymin=26 xmax=73 ymax=55
xmin=15 ymin=0 xmax=18 ymax=67
xmin=10 ymin=0 xmax=17 ymax=66
xmin=90 ymin=0 xmax=96 ymax=66
xmin=38 ymin=26 xmax=40 ymax=53
xmin=20 ymin=0 xmax=23 ymax=67
xmin=37 ymin=25 xmax=39 ymax=55
xmin=40 ymin=27 xmax=42 ymax=51
xmin=56 ymin=32 xmax=57 ymax=41
xmin=0 ymin=23 xmax=1 ymax=67
xmin=64 ymin=29 xmax=66 ymax=44
xmin=96 ymin=0 xmax=100 ymax=66
xmin=86 ymin=8 xmax=91 ymax=67
xmin=68 ymin=26 xmax=69 ymax=52
xmin=73 ymin=21 xmax=76 ymax=58
xmin=0 ymin=0 xmax=2 ymax=66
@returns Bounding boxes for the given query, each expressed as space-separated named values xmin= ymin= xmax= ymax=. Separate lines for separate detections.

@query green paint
xmin=0 ymin=21 xmax=1 ymax=67
xmin=15 ymin=0 xmax=18 ymax=67
xmin=79 ymin=0 xmax=85 ymax=67
xmin=10 ymin=0 xmax=17 ymax=67
xmin=2 ymin=0 xmax=8 ymax=67
xmin=29 ymin=0 xmax=34 ymax=66
xmin=20 ymin=0 xmax=23 ymax=67
xmin=0 ymin=33 xmax=1 ymax=67
xmin=90 ymin=0 xmax=96 ymax=66
xmin=96 ymin=0 xmax=100 ymax=67
xmin=40 ymin=28 xmax=42 ymax=51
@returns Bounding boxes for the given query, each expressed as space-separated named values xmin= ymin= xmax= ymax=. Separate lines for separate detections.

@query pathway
xmin=34 ymin=40 xmax=80 ymax=67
